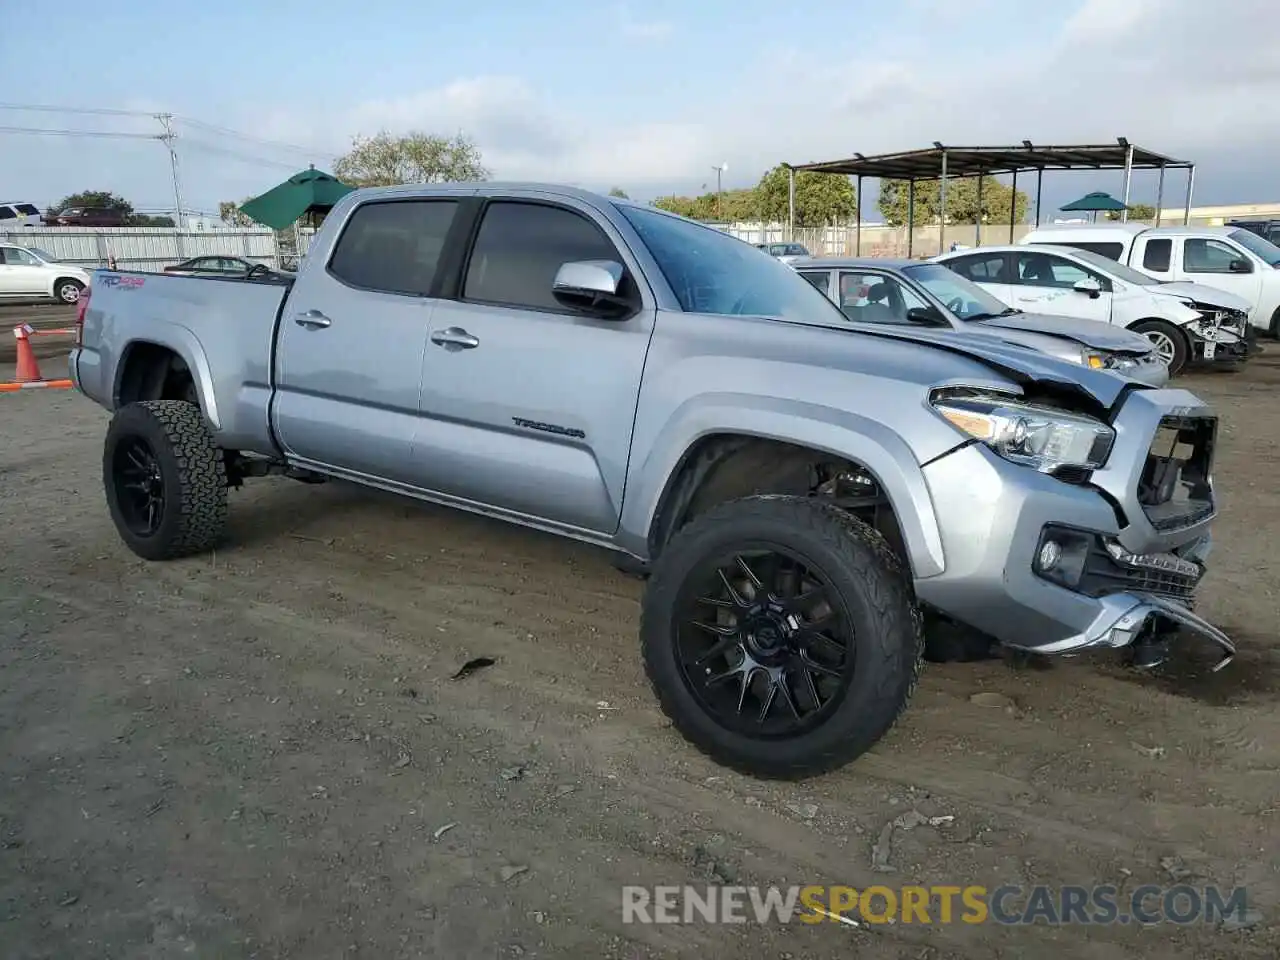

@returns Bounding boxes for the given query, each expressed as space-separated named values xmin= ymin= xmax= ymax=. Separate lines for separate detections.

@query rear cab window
xmin=1141 ymin=238 xmax=1173 ymax=274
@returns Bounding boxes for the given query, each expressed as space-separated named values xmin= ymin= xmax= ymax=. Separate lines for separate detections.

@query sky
xmin=2 ymin=0 xmax=1278 ymax=222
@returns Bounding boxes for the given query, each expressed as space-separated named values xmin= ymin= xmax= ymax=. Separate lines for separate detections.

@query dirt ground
xmin=2 ymin=315 xmax=1278 ymax=959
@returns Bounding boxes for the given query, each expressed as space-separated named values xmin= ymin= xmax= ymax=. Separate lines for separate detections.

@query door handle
xmin=294 ymin=310 xmax=332 ymax=329
xmin=430 ymin=326 xmax=480 ymax=349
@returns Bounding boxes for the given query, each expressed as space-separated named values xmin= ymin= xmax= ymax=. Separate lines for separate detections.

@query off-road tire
xmin=1130 ymin=319 xmax=1189 ymax=376
xmin=103 ymin=400 xmax=228 ymax=560
xmin=640 ymin=495 xmax=923 ymax=779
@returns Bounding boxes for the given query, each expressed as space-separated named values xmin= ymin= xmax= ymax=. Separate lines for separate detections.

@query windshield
xmin=902 ymin=262 xmax=1013 ymax=320
xmin=26 ymin=247 xmax=55 ymax=262
xmin=617 ymin=205 xmax=844 ymax=322
xmin=1063 ymin=246 xmax=1159 ymax=285
xmin=1229 ymin=228 xmax=1280 ymax=266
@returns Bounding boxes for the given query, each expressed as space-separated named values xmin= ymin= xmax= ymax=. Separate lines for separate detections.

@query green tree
xmin=130 ymin=214 xmax=176 ymax=227
xmin=878 ymin=177 xmax=1029 ymax=226
xmin=608 ymin=187 xmax=629 ymax=199
xmin=334 ymin=130 xmax=490 ymax=187
xmin=653 ymin=187 xmax=758 ymax=222
xmin=756 ymin=165 xmax=857 ymax=226
xmin=49 ymin=190 xmax=133 ymax=217
xmin=1107 ymin=203 xmax=1155 ymax=221
xmin=219 ymin=199 xmax=257 ymax=227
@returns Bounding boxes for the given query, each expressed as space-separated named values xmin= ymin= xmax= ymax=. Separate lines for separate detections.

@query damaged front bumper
xmin=1009 ymin=591 xmax=1235 ymax=670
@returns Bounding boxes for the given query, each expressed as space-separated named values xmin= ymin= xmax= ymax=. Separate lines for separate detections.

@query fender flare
xmin=619 ymin=393 xmax=948 ymax=578
xmin=113 ymin=331 xmax=222 ymax=429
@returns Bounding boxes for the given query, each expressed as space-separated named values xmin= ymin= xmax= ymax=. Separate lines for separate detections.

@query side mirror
xmin=905 ymin=306 xmax=948 ymax=326
xmin=1073 ymin=277 xmax=1102 ymax=298
xmin=1229 ymin=258 xmax=1252 ymax=274
xmin=552 ymin=260 xmax=630 ymax=316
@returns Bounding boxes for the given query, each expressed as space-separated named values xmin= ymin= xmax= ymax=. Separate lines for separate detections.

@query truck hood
xmin=975 ymin=312 xmax=1154 ymax=354
xmin=1153 ymin=281 xmax=1251 ymax=313
xmin=853 ymin=324 xmax=1138 ymax=415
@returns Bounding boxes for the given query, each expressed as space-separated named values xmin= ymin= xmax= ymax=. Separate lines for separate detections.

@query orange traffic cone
xmin=13 ymin=324 xmax=43 ymax=383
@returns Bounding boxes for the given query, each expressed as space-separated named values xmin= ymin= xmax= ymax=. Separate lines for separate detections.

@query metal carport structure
xmin=783 ymin=139 xmax=1195 ymax=257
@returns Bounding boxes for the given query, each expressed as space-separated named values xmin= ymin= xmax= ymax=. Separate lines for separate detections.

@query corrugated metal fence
xmin=0 ymin=227 xmax=315 ymax=271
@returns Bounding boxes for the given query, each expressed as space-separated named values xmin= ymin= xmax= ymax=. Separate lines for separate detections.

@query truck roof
xmin=345 ymin=181 xmax=621 ymax=206
xmin=1024 ymin=222 xmax=1246 ymax=241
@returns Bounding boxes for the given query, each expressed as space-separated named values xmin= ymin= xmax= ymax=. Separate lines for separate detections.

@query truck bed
xmin=73 ymin=270 xmax=295 ymax=454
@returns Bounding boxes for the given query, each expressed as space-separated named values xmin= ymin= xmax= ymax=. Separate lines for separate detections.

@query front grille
xmin=1077 ymin=539 xmax=1203 ymax=602
xmin=1137 ymin=415 xmax=1215 ymax=531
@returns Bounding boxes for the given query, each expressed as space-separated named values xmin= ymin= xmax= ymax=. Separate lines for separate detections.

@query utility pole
xmin=712 ymin=162 xmax=728 ymax=222
xmin=155 ymin=113 xmax=184 ymax=231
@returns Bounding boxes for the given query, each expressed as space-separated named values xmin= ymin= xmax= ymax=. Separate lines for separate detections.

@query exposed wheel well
xmin=116 ymin=343 xmax=198 ymax=408
xmin=647 ymin=434 xmax=910 ymax=573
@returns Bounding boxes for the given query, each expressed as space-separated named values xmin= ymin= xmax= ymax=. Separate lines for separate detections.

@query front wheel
xmin=1130 ymin=319 xmax=1189 ymax=377
xmin=56 ymin=278 xmax=85 ymax=304
xmin=103 ymin=400 xmax=229 ymax=560
xmin=640 ymin=495 xmax=923 ymax=779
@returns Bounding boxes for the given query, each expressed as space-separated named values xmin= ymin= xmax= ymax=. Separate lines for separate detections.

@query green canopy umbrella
xmin=238 ymin=166 xmax=355 ymax=230
xmin=1059 ymin=191 xmax=1129 ymax=223
xmin=1060 ymin=191 xmax=1128 ymax=212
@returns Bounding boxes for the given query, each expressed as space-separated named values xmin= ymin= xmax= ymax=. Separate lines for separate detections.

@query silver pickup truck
xmin=69 ymin=183 xmax=1235 ymax=779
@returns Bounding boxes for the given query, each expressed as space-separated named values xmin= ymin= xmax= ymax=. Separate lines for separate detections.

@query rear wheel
xmin=55 ymin=278 xmax=85 ymax=304
xmin=103 ymin=400 xmax=228 ymax=560
xmin=1130 ymin=319 xmax=1189 ymax=376
xmin=641 ymin=495 xmax=922 ymax=779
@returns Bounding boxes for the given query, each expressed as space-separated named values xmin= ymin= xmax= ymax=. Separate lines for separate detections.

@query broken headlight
xmin=931 ymin=393 xmax=1115 ymax=474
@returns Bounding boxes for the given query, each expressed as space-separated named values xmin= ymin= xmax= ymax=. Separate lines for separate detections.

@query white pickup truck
xmin=1021 ymin=223 xmax=1280 ymax=338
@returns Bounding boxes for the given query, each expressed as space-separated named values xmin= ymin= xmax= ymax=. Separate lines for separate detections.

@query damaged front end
xmin=915 ymin=382 xmax=1234 ymax=673
xmin=1186 ymin=304 xmax=1257 ymax=364
xmin=1017 ymin=404 xmax=1232 ymax=670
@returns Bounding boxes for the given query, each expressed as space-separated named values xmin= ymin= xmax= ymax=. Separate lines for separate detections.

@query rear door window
xmin=947 ymin=253 xmax=1008 ymax=282
xmin=328 ymin=199 xmax=459 ymax=296
xmin=797 ymin=270 xmax=832 ymax=294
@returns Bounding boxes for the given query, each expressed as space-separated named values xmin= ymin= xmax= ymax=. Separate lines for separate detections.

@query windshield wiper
xmin=963 ymin=308 xmax=1021 ymax=321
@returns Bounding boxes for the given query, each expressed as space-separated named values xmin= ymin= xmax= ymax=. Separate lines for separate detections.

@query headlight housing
xmin=1080 ymin=350 xmax=1107 ymax=370
xmin=931 ymin=392 xmax=1115 ymax=473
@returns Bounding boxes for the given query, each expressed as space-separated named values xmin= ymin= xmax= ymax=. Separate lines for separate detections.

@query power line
xmin=0 ymin=125 xmax=159 ymax=140
xmin=181 ymin=137 xmax=306 ymax=171
xmin=0 ymin=101 xmax=155 ymax=118
xmin=174 ymin=115 xmax=331 ymax=160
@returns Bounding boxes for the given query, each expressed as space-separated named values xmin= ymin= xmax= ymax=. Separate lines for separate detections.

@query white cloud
xmin=616 ymin=3 xmax=672 ymax=40
xmin=246 ymin=0 xmax=1280 ymax=200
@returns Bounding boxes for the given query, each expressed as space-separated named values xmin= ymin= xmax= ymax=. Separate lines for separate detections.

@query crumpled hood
xmin=976 ymin=312 xmax=1155 ymax=354
xmin=1154 ymin=281 xmax=1251 ymax=313
xmin=853 ymin=324 xmax=1138 ymax=413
